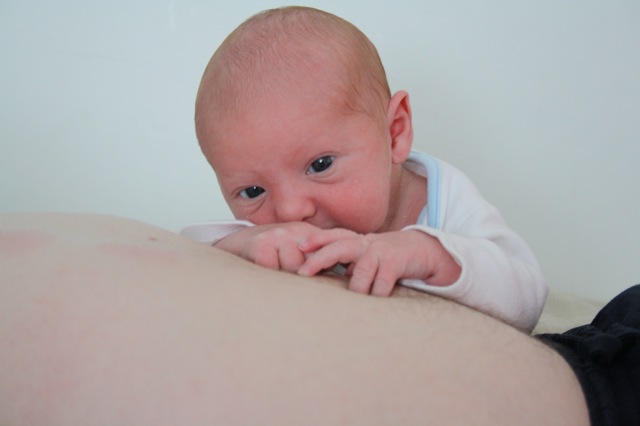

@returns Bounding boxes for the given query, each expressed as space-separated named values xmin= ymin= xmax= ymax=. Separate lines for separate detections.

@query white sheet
xmin=533 ymin=291 xmax=605 ymax=334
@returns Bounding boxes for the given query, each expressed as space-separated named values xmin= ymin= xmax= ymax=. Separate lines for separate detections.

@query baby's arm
xmin=392 ymin=156 xmax=549 ymax=331
xmin=401 ymin=217 xmax=548 ymax=331
xmin=298 ymin=229 xmax=461 ymax=296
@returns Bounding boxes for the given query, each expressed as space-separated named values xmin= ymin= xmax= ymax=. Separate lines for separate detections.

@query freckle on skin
xmin=0 ymin=231 xmax=55 ymax=257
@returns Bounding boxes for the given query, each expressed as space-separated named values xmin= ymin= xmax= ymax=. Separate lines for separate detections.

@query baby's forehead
xmin=209 ymin=56 xmax=353 ymax=119
xmin=209 ymin=94 xmax=366 ymax=147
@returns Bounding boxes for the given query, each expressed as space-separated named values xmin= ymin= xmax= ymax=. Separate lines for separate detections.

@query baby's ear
xmin=387 ymin=91 xmax=413 ymax=164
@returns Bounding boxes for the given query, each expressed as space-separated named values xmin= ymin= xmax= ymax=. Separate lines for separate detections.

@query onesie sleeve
xmin=400 ymin=161 xmax=548 ymax=332
xmin=179 ymin=220 xmax=254 ymax=245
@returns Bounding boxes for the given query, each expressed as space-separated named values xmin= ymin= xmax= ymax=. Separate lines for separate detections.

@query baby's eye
xmin=239 ymin=186 xmax=265 ymax=199
xmin=307 ymin=155 xmax=334 ymax=174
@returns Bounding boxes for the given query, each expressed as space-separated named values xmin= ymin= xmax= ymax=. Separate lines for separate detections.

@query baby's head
xmin=196 ymin=6 xmax=414 ymax=232
xmin=195 ymin=6 xmax=391 ymax=142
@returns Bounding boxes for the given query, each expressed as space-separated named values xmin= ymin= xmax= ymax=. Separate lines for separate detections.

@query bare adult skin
xmin=0 ymin=213 xmax=588 ymax=425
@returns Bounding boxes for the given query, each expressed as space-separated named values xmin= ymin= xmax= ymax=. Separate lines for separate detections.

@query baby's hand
xmin=214 ymin=222 xmax=323 ymax=273
xmin=298 ymin=229 xmax=461 ymax=296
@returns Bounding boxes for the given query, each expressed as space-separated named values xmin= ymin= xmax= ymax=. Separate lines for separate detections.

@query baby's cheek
xmin=338 ymin=193 xmax=388 ymax=233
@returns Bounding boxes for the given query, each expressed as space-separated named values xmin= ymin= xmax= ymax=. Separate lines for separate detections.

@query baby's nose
xmin=274 ymin=193 xmax=316 ymax=223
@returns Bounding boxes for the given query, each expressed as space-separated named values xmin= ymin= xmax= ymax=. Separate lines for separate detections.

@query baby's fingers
xmin=349 ymin=251 xmax=400 ymax=297
xmin=346 ymin=255 xmax=379 ymax=295
xmin=298 ymin=228 xmax=358 ymax=253
xmin=369 ymin=264 xmax=399 ymax=297
xmin=297 ymin=239 xmax=360 ymax=277
xmin=250 ymin=247 xmax=280 ymax=270
xmin=277 ymin=243 xmax=307 ymax=273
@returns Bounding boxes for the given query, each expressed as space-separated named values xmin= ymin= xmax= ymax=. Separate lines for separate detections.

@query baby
xmin=181 ymin=6 xmax=548 ymax=331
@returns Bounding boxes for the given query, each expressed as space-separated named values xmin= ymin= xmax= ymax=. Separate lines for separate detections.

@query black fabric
xmin=537 ymin=284 xmax=640 ymax=426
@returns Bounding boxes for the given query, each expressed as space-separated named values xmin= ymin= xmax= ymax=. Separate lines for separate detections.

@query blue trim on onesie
xmin=409 ymin=151 xmax=441 ymax=229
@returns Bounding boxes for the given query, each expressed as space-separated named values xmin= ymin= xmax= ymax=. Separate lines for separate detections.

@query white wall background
xmin=1 ymin=0 xmax=638 ymax=302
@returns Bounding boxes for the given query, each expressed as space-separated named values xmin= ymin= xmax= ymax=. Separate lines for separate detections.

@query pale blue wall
xmin=1 ymin=0 xmax=639 ymax=301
